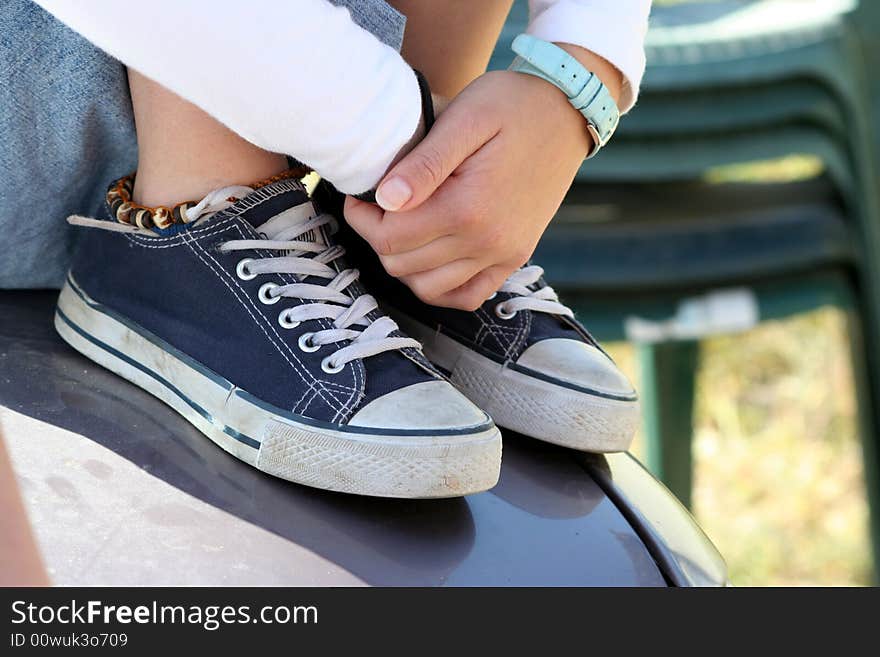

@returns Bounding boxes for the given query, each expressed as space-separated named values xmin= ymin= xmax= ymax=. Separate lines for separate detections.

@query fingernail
xmin=375 ymin=177 xmax=412 ymax=211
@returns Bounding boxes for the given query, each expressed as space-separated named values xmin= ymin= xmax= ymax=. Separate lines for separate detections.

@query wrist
xmin=554 ymin=43 xmax=623 ymax=106
xmin=508 ymin=35 xmax=623 ymax=159
xmin=513 ymin=70 xmax=594 ymax=156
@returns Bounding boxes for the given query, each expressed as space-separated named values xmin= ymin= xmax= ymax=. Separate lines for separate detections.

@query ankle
xmin=132 ymin=153 xmax=290 ymax=207
xmin=109 ymin=166 xmax=309 ymax=231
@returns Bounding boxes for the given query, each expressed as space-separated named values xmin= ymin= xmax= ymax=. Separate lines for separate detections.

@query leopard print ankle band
xmin=106 ymin=166 xmax=311 ymax=230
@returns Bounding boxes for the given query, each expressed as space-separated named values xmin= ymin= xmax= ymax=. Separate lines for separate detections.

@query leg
xmin=388 ymin=0 xmax=514 ymax=97
xmin=0 ymin=429 xmax=48 ymax=586
xmin=57 ymin=66 xmax=502 ymax=500
xmin=127 ymin=70 xmax=288 ymax=206
xmin=133 ymin=1 xmax=516 ymax=204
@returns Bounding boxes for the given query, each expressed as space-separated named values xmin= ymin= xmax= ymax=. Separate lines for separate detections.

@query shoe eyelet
xmin=278 ymin=310 xmax=300 ymax=329
xmin=321 ymin=356 xmax=345 ymax=374
xmin=236 ymin=258 xmax=257 ymax=280
xmin=258 ymin=282 xmax=280 ymax=305
xmin=495 ymin=303 xmax=516 ymax=320
xmin=487 ymin=292 xmax=497 ymax=301
xmin=298 ymin=332 xmax=321 ymax=353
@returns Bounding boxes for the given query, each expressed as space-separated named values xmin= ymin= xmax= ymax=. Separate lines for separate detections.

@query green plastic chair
xmin=490 ymin=0 xmax=880 ymax=579
xmin=641 ymin=1 xmax=857 ymax=88
xmin=534 ymin=175 xmax=874 ymax=558
xmin=617 ymin=1 xmax=875 ymax=202
xmin=543 ymin=179 xmax=851 ymax=296
xmin=492 ymin=1 xmax=868 ymax=156
xmin=493 ymin=1 xmax=873 ymax=185
xmin=621 ymin=80 xmax=847 ymax=141
xmin=576 ymin=2 xmax=880 ymax=545
xmin=583 ymin=112 xmax=880 ymax=578
xmin=492 ymin=1 xmax=858 ymax=101
xmin=585 ymin=122 xmax=855 ymax=197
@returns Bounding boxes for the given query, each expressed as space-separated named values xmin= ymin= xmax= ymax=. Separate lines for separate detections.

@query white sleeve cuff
xmin=527 ymin=0 xmax=651 ymax=112
xmin=34 ymin=0 xmax=421 ymax=195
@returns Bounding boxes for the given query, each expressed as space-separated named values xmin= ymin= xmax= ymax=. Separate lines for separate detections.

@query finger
xmin=343 ymin=194 xmax=375 ymax=215
xmin=345 ymin=198 xmax=451 ymax=256
xmin=375 ymin=102 xmax=496 ymax=213
xmin=343 ymin=194 xmax=386 ymax=246
xmin=379 ymin=235 xmax=472 ymax=278
xmin=431 ymin=265 xmax=512 ymax=312
xmin=401 ymin=259 xmax=483 ymax=304
xmin=372 ymin=197 xmax=459 ymax=253
xmin=348 ymin=185 xmax=465 ymax=255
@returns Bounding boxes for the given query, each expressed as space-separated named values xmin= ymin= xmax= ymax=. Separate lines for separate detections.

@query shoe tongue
xmin=226 ymin=177 xmax=331 ymax=249
xmin=229 ymin=177 xmax=311 ymax=232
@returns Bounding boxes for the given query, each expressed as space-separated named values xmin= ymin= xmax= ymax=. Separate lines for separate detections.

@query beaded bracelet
xmin=106 ymin=166 xmax=310 ymax=230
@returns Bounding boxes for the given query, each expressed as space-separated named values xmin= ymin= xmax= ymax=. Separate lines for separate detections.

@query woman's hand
xmin=344 ymin=49 xmax=620 ymax=311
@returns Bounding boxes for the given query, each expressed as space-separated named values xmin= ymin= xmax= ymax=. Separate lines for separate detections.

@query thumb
xmin=375 ymin=105 xmax=490 ymax=212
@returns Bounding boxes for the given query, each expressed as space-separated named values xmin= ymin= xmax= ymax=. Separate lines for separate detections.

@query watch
xmin=509 ymin=33 xmax=620 ymax=159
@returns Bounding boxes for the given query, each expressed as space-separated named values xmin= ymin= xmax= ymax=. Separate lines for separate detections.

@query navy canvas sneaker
xmin=55 ymin=171 xmax=501 ymax=498
xmin=317 ymin=183 xmax=639 ymax=453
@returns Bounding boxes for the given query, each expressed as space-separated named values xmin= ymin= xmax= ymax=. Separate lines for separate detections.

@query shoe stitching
xmin=182 ymin=228 xmax=350 ymax=415
xmin=474 ymin=324 xmax=488 ymax=346
xmin=125 ymin=216 xmax=357 ymax=411
xmin=400 ymin=347 xmax=443 ymax=379
xmin=290 ymin=381 xmax=314 ymax=414
xmin=228 ymin=220 xmax=367 ymax=420
xmin=508 ymin=309 xmax=532 ymax=359
xmin=124 ymin=217 xmax=239 ymax=248
xmin=205 ymin=228 xmax=361 ymax=416
xmin=296 ymin=388 xmax=322 ymax=416
xmin=292 ymin=381 xmax=318 ymax=414
xmin=124 ymin=229 xmax=226 ymax=249
xmin=217 ymin=179 xmax=305 ymax=219
xmin=472 ymin=310 xmax=495 ymax=348
xmin=121 ymin=194 xmax=371 ymax=420
xmin=228 ymin=220 xmax=364 ymax=419
xmin=472 ymin=305 xmax=530 ymax=361
xmin=475 ymin=306 xmax=517 ymax=357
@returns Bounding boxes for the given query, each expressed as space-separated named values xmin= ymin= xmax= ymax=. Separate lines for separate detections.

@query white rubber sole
xmin=389 ymin=310 xmax=640 ymax=453
xmin=55 ymin=278 xmax=501 ymax=498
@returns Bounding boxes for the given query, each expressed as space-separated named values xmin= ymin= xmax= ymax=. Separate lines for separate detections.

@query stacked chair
xmin=490 ymin=0 xmax=880 ymax=580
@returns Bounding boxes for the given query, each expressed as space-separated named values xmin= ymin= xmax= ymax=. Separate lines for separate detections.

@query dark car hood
xmin=0 ymin=291 xmax=726 ymax=586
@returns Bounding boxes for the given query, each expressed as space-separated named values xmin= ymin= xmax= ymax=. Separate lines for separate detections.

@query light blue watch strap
xmin=509 ymin=33 xmax=620 ymax=159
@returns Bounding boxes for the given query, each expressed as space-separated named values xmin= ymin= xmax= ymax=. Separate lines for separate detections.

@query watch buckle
xmin=586 ymin=122 xmax=603 ymax=159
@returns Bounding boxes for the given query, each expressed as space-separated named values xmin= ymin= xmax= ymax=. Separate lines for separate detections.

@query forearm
xmin=34 ymin=0 xmax=421 ymax=194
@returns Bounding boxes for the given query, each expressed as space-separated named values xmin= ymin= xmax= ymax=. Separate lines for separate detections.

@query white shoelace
xmin=494 ymin=265 xmax=574 ymax=319
xmin=68 ymin=186 xmax=420 ymax=373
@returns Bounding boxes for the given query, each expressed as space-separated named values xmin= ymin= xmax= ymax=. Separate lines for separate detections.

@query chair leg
xmin=637 ymin=339 xmax=700 ymax=509
xmin=844 ymin=304 xmax=880 ymax=584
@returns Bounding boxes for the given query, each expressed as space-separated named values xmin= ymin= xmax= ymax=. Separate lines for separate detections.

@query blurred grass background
xmin=605 ymin=305 xmax=872 ymax=585
xmin=569 ymin=0 xmax=876 ymax=586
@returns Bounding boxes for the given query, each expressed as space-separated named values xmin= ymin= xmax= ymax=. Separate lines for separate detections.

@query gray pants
xmin=0 ymin=0 xmax=404 ymax=289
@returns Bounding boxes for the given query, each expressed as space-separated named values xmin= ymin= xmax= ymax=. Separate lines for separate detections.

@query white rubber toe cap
xmin=348 ymin=380 xmax=491 ymax=431
xmin=516 ymin=338 xmax=636 ymax=398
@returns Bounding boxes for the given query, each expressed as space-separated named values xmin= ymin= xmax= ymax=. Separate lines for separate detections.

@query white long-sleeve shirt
xmin=35 ymin=0 xmax=650 ymax=194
